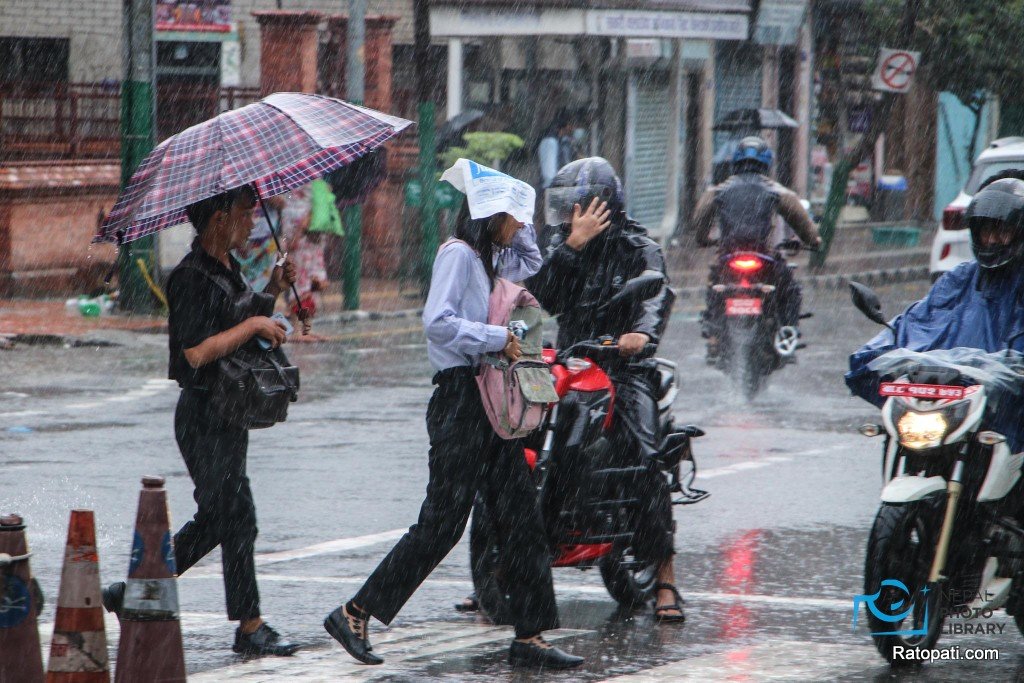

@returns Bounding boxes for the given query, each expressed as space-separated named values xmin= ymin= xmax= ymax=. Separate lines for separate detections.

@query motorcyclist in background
xmin=846 ymin=175 xmax=1024 ymax=451
xmin=692 ymin=136 xmax=821 ymax=362
xmin=526 ymin=157 xmax=686 ymax=622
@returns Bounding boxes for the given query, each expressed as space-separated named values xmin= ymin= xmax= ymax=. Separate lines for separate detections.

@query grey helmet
xmin=544 ymin=157 xmax=624 ymax=226
xmin=965 ymin=178 xmax=1024 ymax=270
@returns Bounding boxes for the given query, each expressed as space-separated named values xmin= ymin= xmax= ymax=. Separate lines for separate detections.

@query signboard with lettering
xmin=753 ymin=0 xmax=807 ymax=45
xmin=156 ymin=1 xmax=231 ymax=33
xmin=587 ymin=11 xmax=748 ymax=40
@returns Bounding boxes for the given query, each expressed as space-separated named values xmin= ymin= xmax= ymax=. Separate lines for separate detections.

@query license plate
xmin=725 ymin=298 xmax=763 ymax=316
xmin=879 ymin=382 xmax=965 ymax=400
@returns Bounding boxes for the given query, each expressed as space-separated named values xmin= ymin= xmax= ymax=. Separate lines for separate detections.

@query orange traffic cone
xmin=0 ymin=513 xmax=45 ymax=683
xmin=46 ymin=510 xmax=109 ymax=682
xmin=113 ymin=476 xmax=185 ymax=683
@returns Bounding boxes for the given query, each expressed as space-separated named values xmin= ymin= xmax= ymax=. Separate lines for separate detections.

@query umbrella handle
xmin=256 ymin=191 xmax=310 ymax=326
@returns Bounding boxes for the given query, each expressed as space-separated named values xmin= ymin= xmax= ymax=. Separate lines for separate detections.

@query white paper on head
xmin=440 ymin=158 xmax=536 ymax=226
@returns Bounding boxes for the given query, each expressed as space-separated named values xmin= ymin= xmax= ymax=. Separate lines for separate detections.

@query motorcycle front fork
xmin=929 ymin=460 xmax=965 ymax=583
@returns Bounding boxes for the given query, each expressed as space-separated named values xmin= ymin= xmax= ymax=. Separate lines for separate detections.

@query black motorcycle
xmin=704 ymin=239 xmax=814 ymax=399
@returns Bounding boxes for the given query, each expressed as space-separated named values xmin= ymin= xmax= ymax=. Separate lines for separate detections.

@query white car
xmin=931 ymin=137 xmax=1024 ymax=280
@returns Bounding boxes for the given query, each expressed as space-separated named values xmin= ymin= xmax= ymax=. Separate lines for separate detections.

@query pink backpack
xmin=477 ymin=277 xmax=560 ymax=439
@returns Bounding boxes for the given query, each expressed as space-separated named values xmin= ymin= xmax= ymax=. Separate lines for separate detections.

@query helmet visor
xmin=969 ymin=216 xmax=1024 ymax=269
xmin=544 ymin=185 xmax=612 ymax=226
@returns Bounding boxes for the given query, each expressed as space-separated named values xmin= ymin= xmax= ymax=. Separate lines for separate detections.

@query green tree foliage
xmin=441 ymin=132 xmax=525 ymax=170
xmin=868 ymin=0 xmax=1024 ymax=112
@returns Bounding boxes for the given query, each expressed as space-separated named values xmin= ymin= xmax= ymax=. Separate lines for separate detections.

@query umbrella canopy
xmin=437 ymin=108 xmax=485 ymax=149
xmin=713 ymin=108 xmax=799 ymax=132
xmin=94 ymin=92 xmax=412 ymax=244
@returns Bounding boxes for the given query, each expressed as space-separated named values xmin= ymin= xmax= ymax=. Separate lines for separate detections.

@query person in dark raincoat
xmin=691 ymin=136 xmax=820 ymax=362
xmin=323 ymin=165 xmax=584 ymax=670
xmin=847 ymin=177 xmax=1024 ymax=450
xmin=526 ymin=156 xmax=686 ymax=622
xmin=102 ymin=185 xmax=300 ymax=656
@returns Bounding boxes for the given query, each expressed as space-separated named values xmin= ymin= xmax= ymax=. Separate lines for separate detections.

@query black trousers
xmin=354 ymin=368 xmax=559 ymax=638
xmin=172 ymin=389 xmax=260 ymax=621
xmin=609 ymin=366 xmax=676 ymax=563
xmin=703 ymin=258 xmax=802 ymax=339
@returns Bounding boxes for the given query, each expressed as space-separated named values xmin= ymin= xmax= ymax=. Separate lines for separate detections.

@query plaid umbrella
xmin=94 ymin=92 xmax=413 ymax=245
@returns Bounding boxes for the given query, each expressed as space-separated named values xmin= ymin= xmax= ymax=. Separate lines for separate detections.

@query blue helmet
xmin=732 ymin=136 xmax=774 ymax=173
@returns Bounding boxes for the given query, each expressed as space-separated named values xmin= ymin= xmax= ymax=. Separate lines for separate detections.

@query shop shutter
xmin=713 ymin=43 xmax=763 ymax=148
xmin=626 ymin=71 xmax=672 ymax=231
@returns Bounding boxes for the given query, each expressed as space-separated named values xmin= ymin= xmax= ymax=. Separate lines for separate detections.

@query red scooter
xmin=470 ymin=277 xmax=709 ymax=618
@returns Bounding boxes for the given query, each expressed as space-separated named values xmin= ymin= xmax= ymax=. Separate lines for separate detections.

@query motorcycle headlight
xmin=896 ymin=411 xmax=947 ymax=450
xmin=891 ymin=400 xmax=972 ymax=450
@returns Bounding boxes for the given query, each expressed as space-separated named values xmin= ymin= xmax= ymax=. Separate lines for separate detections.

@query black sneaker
xmin=509 ymin=638 xmax=584 ymax=670
xmin=102 ymin=581 xmax=125 ymax=615
xmin=233 ymin=623 xmax=300 ymax=657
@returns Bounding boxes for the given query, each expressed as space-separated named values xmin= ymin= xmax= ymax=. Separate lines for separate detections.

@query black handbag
xmin=212 ymin=346 xmax=299 ymax=430
xmin=173 ymin=262 xmax=300 ymax=430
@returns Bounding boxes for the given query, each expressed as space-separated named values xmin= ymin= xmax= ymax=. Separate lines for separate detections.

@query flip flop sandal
xmin=653 ymin=583 xmax=686 ymax=623
xmin=454 ymin=594 xmax=479 ymax=613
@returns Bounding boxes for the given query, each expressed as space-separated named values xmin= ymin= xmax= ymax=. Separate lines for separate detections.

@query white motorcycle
xmin=850 ymin=282 xmax=1024 ymax=664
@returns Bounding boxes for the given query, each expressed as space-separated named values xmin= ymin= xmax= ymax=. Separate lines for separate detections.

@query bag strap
xmin=174 ymin=263 xmax=238 ymax=300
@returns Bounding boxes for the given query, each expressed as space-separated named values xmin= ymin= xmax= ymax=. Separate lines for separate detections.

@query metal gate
xmin=626 ymin=70 xmax=672 ymax=231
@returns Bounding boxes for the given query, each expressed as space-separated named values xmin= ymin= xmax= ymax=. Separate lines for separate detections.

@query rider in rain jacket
xmin=526 ymin=157 xmax=685 ymax=622
xmin=847 ymin=176 xmax=1024 ymax=450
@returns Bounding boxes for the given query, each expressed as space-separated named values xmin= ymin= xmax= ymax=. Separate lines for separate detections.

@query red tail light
xmin=940 ymin=244 xmax=951 ymax=260
xmin=728 ymin=256 xmax=764 ymax=273
xmin=942 ymin=206 xmax=964 ymax=232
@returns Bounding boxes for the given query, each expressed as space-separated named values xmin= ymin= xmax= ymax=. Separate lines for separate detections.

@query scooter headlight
xmin=896 ymin=411 xmax=947 ymax=450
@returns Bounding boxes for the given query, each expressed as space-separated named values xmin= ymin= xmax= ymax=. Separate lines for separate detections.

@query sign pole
xmin=343 ymin=0 xmax=367 ymax=311
xmin=414 ymin=0 xmax=439 ymax=293
xmin=118 ymin=0 xmax=156 ymax=313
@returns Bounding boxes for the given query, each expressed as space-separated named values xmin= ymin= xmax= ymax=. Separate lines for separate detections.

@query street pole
xmin=118 ymin=0 xmax=156 ymax=313
xmin=343 ymin=0 xmax=367 ymax=310
xmin=414 ymin=0 xmax=439 ymax=292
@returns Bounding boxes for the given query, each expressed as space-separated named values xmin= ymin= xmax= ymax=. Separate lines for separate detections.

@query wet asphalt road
xmin=4 ymin=280 xmax=1024 ymax=681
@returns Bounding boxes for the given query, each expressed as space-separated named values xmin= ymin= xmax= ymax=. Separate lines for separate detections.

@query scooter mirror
xmin=606 ymin=271 xmax=664 ymax=309
xmin=849 ymin=281 xmax=888 ymax=327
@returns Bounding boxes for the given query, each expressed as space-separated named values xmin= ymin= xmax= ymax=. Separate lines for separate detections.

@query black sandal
xmin=454 ymin=594 xmax=479 ymax=613
xmin=653 ymin=583 xmax=686 ymax=623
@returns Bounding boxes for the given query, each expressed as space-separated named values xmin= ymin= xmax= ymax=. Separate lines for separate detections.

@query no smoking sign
xmin=872 ymin=48 xmax=921 ymax=93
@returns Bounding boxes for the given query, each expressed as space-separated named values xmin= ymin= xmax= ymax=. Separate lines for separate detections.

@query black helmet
xmin=965 ymin=178 xmax=1024 ymax=270
xmin=732 ymin=136 xmax=774 ymax=174
xmin=544 ymin=156 xmax=624 ymax=226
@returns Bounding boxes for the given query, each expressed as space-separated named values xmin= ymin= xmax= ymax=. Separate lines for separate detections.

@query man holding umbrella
xmin=103 ymin=184 xmax=301 ymax=655
xmin=93 ymin=93 xmax=412 ymax=656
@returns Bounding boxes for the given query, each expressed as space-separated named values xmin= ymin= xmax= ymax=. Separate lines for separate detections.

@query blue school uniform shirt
xmin=422 ymin=225 xmax=542 ymax=372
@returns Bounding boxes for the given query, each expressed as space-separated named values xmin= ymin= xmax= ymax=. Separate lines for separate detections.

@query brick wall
xmin=2 ymin=0 xmax=415 ymax=89
xmin=1 ymin=0 xmax=123 ymax=82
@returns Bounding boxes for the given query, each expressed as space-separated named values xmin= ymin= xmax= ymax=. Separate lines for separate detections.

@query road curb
xmin=315 ymin=307 xmax=424 ymax=324
xmin=4 ymin=267 xmax=927 ymax=348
